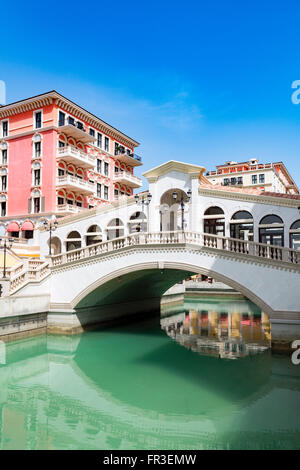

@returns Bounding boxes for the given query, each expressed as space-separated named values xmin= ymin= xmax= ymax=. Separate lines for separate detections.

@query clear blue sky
xmin=1 ymin=0 xmax=300 ymax=187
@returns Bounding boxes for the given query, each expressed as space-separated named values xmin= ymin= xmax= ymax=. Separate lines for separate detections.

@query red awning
xmin=7 ymin=222 xmax=20 ymax=232
xmin=21 ymin=221 xmax=34 ymax=231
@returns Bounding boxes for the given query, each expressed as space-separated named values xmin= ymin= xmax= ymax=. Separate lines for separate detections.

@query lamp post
xmin=172 ymin=189 xmax=192 ymax=231
xmin=134 ymin=192 xmax=152 ymax=232
xmin=0 ymin=238 xmax=14 ymax=279
xmin=43 ymin=219 xmax=58 ymax=255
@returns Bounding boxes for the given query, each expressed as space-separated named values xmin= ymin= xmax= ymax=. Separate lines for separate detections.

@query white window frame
xmin=1 ymin=119 xmax=8 ymax=138
xmin=33 ymin=109 xmax=43 ymax=130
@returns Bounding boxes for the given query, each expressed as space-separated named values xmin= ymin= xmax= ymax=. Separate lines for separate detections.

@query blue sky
xmin=1 ymin=0 xmax=300 ymax=187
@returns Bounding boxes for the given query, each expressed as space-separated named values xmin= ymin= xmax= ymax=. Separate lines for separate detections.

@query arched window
xmin=290 ymin=220 xmax=300 ymax=250
xmin=230 ymin=211 xmax=253 ymax=241
xmin=259 ymin=214 xmax=284 ymax=246
xmin=49 ymin=236 xmax=62 ymax=255
xmin=160 ymin=188 xmax=191 ymax=231
xmin=128 ymin=211 xmax=147 ymax=233
xmin=66 ymin=231 xmax=81 ymax=251
xmin=106 ymin=218 xmax=124 ymax=240
xmin=86 ymin=225 xmax=102 ymax=246
xmin=204 ymin=206 xmax=224 ymax=216
xmin=203 ymin=206 xmax=225 ymax=236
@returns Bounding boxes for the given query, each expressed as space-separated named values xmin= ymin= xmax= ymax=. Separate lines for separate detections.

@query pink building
xmin=0 ymin=90 xmax=142 ymax=239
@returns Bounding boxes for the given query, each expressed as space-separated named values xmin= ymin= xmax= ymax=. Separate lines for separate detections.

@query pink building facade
xmin=0 ymin=91 xmax=142 ymax=239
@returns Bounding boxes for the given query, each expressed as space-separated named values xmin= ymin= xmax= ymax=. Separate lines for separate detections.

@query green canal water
xmin=0 ymin=296 xmax=300 ymax=450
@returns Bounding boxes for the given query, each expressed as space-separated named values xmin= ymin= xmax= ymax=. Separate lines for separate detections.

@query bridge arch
xmin=71 ymin=260 xmax=275 ymax=317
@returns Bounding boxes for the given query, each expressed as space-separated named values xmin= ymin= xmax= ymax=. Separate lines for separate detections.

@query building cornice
xmin=198 ymin=186 xmax=300 ymax=208
xmin=0 ymin=91 xmax=139 ymax=149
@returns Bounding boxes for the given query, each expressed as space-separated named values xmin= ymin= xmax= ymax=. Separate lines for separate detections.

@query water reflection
xmin=161 ymin=297 xmax=271 ymax=359
xmin=0 ymin=301 xmax=299 ymax=450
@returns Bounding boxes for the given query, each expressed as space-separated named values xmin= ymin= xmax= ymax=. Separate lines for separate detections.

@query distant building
xmin=0 ymin=90 xmax=142 ymax=240
xmin=206 ymin=158 xmax=299 ymax=195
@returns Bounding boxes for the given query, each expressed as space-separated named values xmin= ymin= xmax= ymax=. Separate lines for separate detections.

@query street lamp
xmin=0 ymin=238 xmax=14 ymax=279
xmin=172 ymin=189 xmax=192 ymax=231
xmin=43 ymin=219 xmax=58 ymax=255
xmin=135 ymin=192 xmax=152 ymax=232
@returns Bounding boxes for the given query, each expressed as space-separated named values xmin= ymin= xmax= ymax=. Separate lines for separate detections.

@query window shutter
xmin=28 ymin=198 xmax=32 ymax=214
xmin=41 ymin=196 xmax=45 ymax=212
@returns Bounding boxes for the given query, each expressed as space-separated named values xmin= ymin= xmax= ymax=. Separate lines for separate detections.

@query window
xmin=58 ymin=168 xmax=65 ymax=176
xmin=259 ymin=214 xmax=284 ymax=246
xmin=1 ymin=149 xmax=7 ymax=164
xmin=97 ymin=183 xmax=101 ymax=198
xmin=97 ymin=159 xmax=102 ymax=174
xmin=58 ymin=140 xmax=65 ymax=148
xmin=230 ymin=177 xmax=236 ymax=185
xmin=223 ymin=178 xmax=229 ymax=186
xmin=34 ymin=169 xmax=41 ymax=186
xmin=237 ymin=176 xmax=243 ymax=184
xmin=104 ymin=185 xmax=109 ymax=200
xmin=68 ymin=116 xmax=75 ymax=126
xmin=33 ymin=197 xmax=40 ymax=213
xmin=104 ymin=136 xmax=109 ymax=152
xmin=259 ymin=174 xmax=265 ymax=183
xmin=230 ymin=211 xmax=253 ymax=241
xmin=89 ymin=128 xmax=95 ymax=137
xmin=252 ymin=174 xmax=257 ymax=184
xmin=97 ymin=133 xmax=102 ymax=148
xmin=57 ymin=197 xmax=64 ymax=205
xmin=2 ymin=120 xmax=8 ymax=137
xmin=104 ymin=162 xmax=109 ymax=176
xmin=290 ymin=220 xmax=300 ymax=250
xmin=114 ymin=142 xmax=125 ymax=155
xmin=59 ymin=111 xmax=65 ymax=126
xmin=34 ymin=111 xmax=42 ymax=129
xmin=114 ymin=189 xmax=119 ymax=199
xmin=67 ymin=199 xmax=74 ymax=205
xmin=34 ymin=142 xmax=41 ymax=158
xmin=1 ymin=175 xmax=7 ymax=191
xmin=1 ymin=201 xmax=6 ymax=216
xmin=76 ymin=200 xmax=82 ymax=207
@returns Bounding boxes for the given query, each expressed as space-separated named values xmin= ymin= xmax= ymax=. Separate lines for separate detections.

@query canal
xmin=0 ymin=295 xmax=300 ymax=450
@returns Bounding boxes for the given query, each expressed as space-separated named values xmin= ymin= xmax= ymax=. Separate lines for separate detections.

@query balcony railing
xmin=56 ymin=175 xmax=95 ymax=194
xmin=57 ymin=118 xmax=96 ymax=144
xmin=113 ymin=150 xmax=142 ymax=167
xmin=113 ymin=171 xmax=142 ymax=188
xmin=56 ymin=204 xmax=85 ymax=214
xmin=57 ymin=145 xmax=96 ymax=169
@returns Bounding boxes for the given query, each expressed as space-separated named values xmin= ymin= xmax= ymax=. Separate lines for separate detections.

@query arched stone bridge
xmin=12 ymin=230 xmax=300 ymax=342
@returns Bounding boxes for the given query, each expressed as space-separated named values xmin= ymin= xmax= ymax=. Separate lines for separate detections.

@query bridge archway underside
xmin=47 ymin=242 xmax=300 ymax=324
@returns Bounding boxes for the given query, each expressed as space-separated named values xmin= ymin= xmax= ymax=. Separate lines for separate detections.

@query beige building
xmin=206 ymin=158 xmax=299 ymax=194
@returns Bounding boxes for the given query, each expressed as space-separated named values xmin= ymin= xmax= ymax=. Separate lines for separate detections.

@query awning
xmin=21 ymin=221 xmax=34 ymax=231
xmin=7 ymin=222 xmax=20 ymax=232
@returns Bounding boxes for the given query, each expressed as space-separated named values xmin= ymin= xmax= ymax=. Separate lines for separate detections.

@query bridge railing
xmin=49 ymin=231 xmax=300 ymax=267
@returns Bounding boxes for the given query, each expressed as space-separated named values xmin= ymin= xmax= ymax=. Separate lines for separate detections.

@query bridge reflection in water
xmin=0 ymin=298 xmax=299 ymax=450
xmin=161 ymin=297 xmax=271 ymax=359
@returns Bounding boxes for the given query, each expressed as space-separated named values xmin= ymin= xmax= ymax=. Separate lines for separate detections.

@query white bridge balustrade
xmin=49 ymin=231 xmax=300 ymax=267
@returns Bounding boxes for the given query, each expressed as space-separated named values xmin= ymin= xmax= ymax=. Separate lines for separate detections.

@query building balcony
xmin=56 ymin=175 xmax=95 ymax=194
xmin=113 ymin=171 xmax=142 ymax=188
xmin=113 ymin=151 xmax=142 ymax=167
xmin=57 ymin=119 xmax=96 ymax=144
xmin=56 ymin=204 xmax=86 ymax=215
xmin=57 ymin=146 xmax=96 ymax=169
